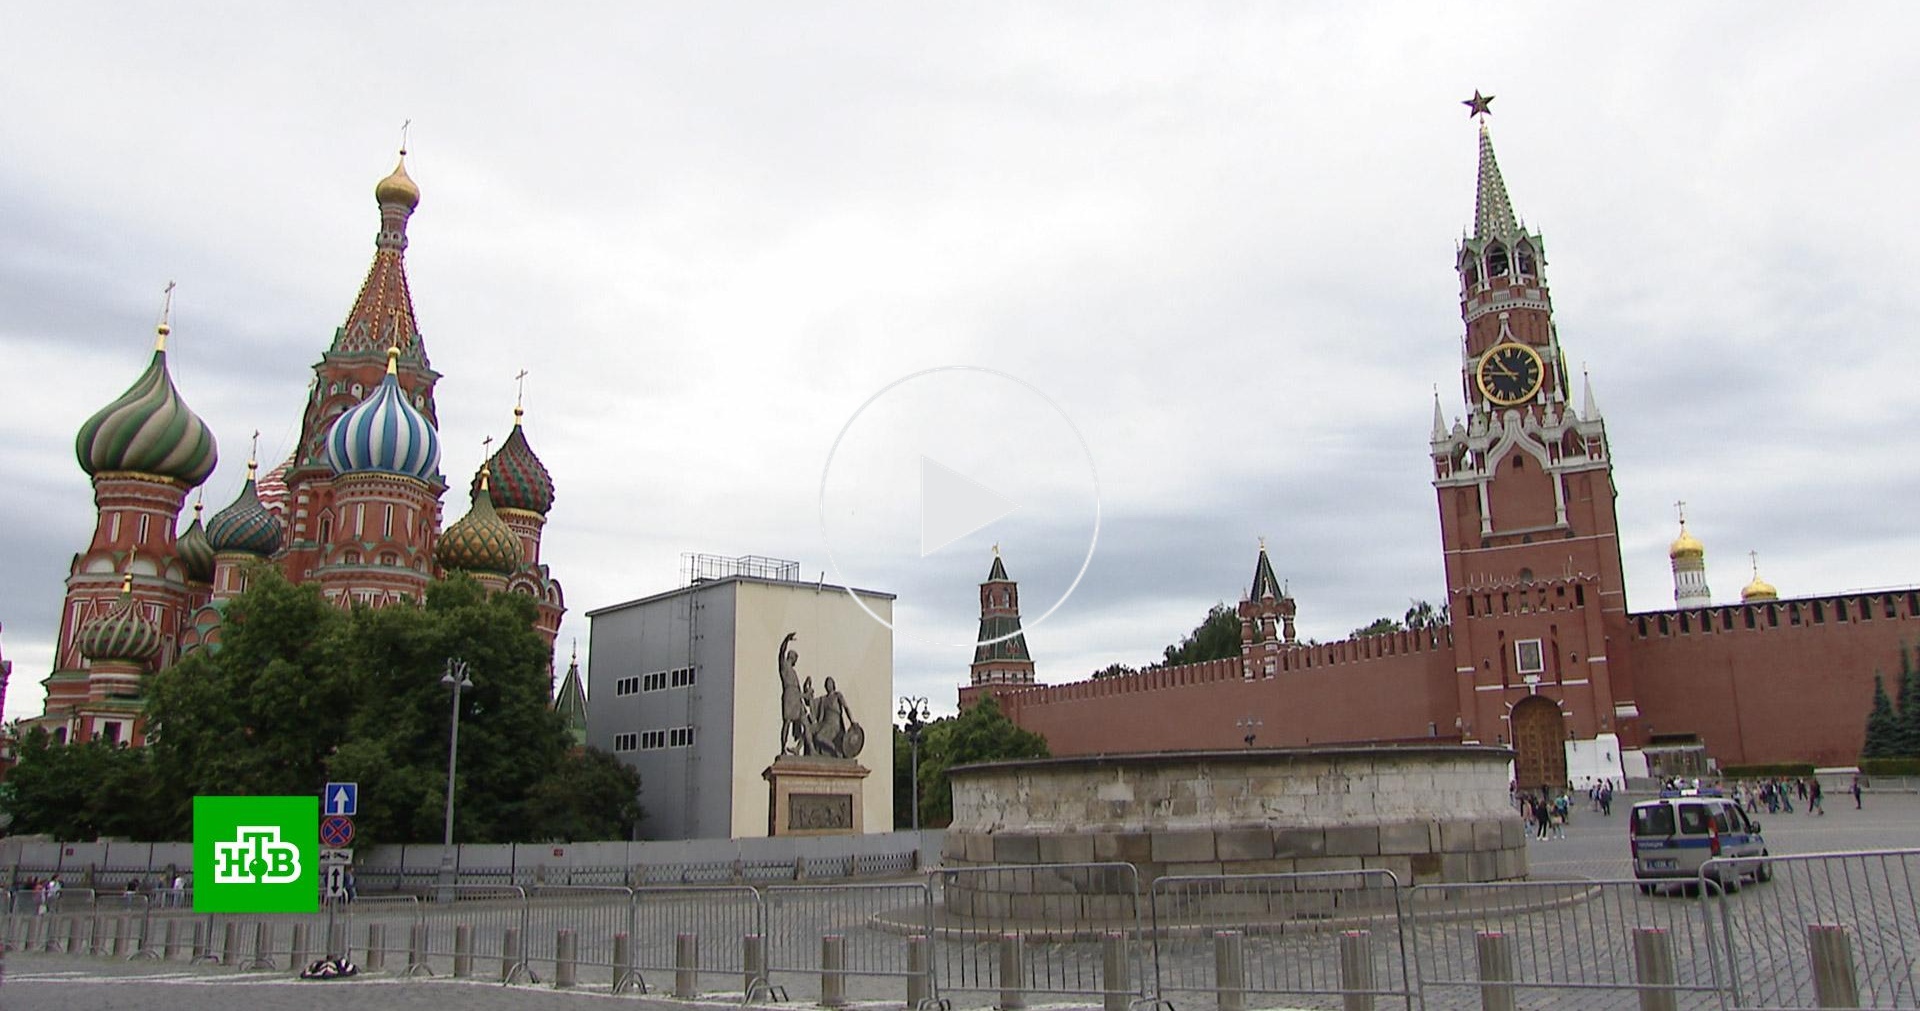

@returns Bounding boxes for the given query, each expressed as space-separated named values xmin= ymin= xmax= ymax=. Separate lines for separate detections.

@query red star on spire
xmin=1463 ymin=91 xmax=1495 ymax=119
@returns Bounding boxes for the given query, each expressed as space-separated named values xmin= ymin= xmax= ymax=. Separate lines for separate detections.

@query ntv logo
xmin=213 ymin=826 xmax=303 ymax=884
xmin=193 ymin=796 xmax=318 ymax=913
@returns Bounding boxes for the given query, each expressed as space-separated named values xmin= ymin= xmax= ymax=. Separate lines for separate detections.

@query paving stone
xmin=1214 ymin=828 xmax=1274 ymax=862
xmin=1324 ymin=826 xmax=1380 ymax=857
xmin=1379 ymin=821 xmax=1433 ymax=855
xmin=1151 ymin=830 xmax=1215 ymax=864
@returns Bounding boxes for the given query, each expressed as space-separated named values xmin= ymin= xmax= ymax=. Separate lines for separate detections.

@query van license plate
xmin=1647 ymin=859 xmax=1677 ymax=870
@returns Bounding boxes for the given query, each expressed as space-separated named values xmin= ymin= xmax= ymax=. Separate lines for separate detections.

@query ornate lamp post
xmin=438 ymin=657 xmax=473 ymax=898
xmin=897 ymin=696 xmax=930 ymax=831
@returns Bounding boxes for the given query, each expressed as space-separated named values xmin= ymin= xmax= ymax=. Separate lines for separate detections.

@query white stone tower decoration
xmin=1669 ymin=501 xmax=1710 ymax=607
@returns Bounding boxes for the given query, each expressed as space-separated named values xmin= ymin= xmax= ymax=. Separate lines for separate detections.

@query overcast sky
xmin=4 ymin=5 xmax=1918 ymax=725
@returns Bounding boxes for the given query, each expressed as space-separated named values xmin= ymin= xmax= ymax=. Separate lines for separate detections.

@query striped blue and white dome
xmin=325 ymin=348 xmax=440 ymax=481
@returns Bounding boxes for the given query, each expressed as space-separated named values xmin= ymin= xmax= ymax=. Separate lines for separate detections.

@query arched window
xmin=1486 ymin=243 xmax=1509 ymax=277
xmin=1462 ymin=254 xmax=1481 ymax=289
xmin=1515 ymin=243 xmax=1537 ymax=277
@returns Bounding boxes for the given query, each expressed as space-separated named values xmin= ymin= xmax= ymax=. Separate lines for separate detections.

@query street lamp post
xmin=438 ymin=657 xmax=473 ymax=899
xmin=897 ymin=696 xmax=930 ymax=832
xmin=1237 ymin=715 xmax=1262 ymax=748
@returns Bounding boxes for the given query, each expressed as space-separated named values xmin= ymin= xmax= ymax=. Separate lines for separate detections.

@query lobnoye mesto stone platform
xmin=942 ymin=745 xmax=1527 ymax=887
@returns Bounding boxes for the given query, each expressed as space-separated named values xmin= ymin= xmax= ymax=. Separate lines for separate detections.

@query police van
xmin=1629 ymin=788 xmax=1771 ymax=891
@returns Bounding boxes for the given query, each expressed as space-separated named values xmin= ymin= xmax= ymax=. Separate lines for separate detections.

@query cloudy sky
xmin=4 ymin=5 xmax=1918 ymax=724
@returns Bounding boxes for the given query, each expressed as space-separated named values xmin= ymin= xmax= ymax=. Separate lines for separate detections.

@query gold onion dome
xmin=1669 ymin=522 xmax=1705 ymax=560
xmin=76 ymin=320 xmax=219 ymax=486
xmin=78 ymin=573 xmax=163 ymax=664
xmin=375 ymin=153 xmax=420 ymax=209
xmin=1742 ymin=574 xmax=1779 ymax=603
xmin=175 ymin=498 xmax=216 ymax=582
xmin=436 ymin=476 xmax=521 ymax=575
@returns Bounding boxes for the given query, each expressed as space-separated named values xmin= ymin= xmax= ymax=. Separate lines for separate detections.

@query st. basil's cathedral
xmin=18 ymin=153 xmax=582 ymax=747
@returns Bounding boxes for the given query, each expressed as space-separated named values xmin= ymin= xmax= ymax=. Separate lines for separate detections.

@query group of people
xmin=19 ymin=876 xmax=62 ymax=914
xmin=1735 ymin=774 xmax=1864 ymax=816
xmin=1519 ymin=789 xmax=1573 ymax=839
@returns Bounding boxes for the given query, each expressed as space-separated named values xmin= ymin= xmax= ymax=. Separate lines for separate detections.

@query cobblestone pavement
xmin=5 ymin=793 xmax=1916 ymax=1010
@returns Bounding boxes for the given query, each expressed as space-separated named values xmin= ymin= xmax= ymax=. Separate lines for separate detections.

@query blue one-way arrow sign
xmin=324 ymin=782 xmax=358 ymax=817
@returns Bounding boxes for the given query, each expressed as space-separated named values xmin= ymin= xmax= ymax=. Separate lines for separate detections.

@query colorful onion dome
xmin=256 ymin=453 xmax=293 ymax=516
xmin=375 ymin=153 xmax=420 ymax=209
xmin=470 ymin=407 xmax=554 ymax=515
xmin=1669 ymin=522 xmax=1705 ymax=561
xmin=175 ymin=497 xmax=215 ymax=582
xmin=75 ymin=321 xmax=218 ymax=486
xmin=79 ymin=572 xmax=163 ymax=664
xmin=207 ymin=459 xmax=286 ymax=556
xmin=436 ymin=476 xmax=521 ymax=575
xmin=325 ymin=347 xmax=441 ymax=481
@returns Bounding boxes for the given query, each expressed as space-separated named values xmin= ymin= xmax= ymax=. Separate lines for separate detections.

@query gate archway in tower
xmin=1510 ymin=695 xmax=1568 ymax=790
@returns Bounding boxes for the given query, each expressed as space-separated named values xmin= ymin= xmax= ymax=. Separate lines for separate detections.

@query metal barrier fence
xmin=1412 ymin=877 xmax=1726 ymax=1011
xmin=19 ymin=852 xmax=1920 ymax=1011
xmin=1154 ymin=870 xmax=1415 ymax=1011
xmin=932 ymin=862 xmax=1150 ymax=1008
xmin=1705 ymin=850 xmax=1920 ymax=1011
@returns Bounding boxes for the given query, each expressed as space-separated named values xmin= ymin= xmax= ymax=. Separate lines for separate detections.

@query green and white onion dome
xmin=206 ymin=460 xmax=285 ymax=556
xmin=75 ymin=322 xmax=218 ymax=486
xmin=175 ymin=498 xmax=216 ymax=582
xmin=78 ymin=573 xmax=163 ymax=664
xmin=325 ymin=348 xmax=440 ymax=481
xmin=436 ymin=477 xmax=521 ymax=575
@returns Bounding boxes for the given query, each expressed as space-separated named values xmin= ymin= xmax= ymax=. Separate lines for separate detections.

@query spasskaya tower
xmin=1429 ymin=93 xmax=1637 ymax=789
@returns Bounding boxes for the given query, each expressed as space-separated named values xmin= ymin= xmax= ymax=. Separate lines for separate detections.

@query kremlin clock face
xmin=1476 ymin=342 xmax=1545 ymax=406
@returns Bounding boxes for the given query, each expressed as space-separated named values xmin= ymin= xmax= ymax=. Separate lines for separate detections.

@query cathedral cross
xmin=514 ymin=369 xmax=529 ymax=411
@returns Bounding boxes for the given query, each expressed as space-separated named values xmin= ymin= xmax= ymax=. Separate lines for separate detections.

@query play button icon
xmin=920 ymin=456 xmax=1018 ymax=557
xmin=819 ymin=366 xmax=1100 ymax=649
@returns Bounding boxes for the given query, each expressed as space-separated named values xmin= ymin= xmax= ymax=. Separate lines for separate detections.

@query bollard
xmin=502 ymin=926 xmax=531 ymax=984
xmin=675 ymin=932 xmax=699 ymax=999
xmin=614 ymin=931 xmax=643 ymax=994
xmin=289 ymin=923 xmax=309 ymax=970
xmin=911 ymin=934 xmax=936 ymax=1011
xmin=454 ymin=923 xmax=474 ymax=977
xmin=365 ymin=923 xmax=386 ymax=971
xmin=999 ymin=932 xmax=1027 ymax=1011
xmin=1476 ymin=931 xmax=1516 ymax=1011
xmin=326 ymin=920 xmax=347 ymax=961
xmin=104 ymin=916 xmax=123 ymax=958
xmin=1632 ymin=927 xmax=1678 ymax=1011
xmin=89 ymin=915 xmax=105 ymax=956
xmin=220 ymin=921 xmax=239 ymax=966
xmin=821 ymin=934 xmax=848 ymax=1009
xmin=744 ymin=933 xmax=767 ymax=999
xmin=163 ymin=918 xmax=181 ymax=961
xmin=556 ymin=928 xmax=578 ymax=989
xmin=1341 ymin=930 xmax=1376 ymax=1011
xmin=407 ymin=921 xmax=430 ymax=976
xmin=1100 ymin=931 xmax=1128 ymax=1011
xmin=191 ymin=921 xmax=209 ymax=963
xmin=1809 ymin=924 xmax=1860 ymax=1009
xmin=1215 ymin=930 xmax=1247 ymax=1011
xmin=248 ymin=922 xmax=276 ymax=970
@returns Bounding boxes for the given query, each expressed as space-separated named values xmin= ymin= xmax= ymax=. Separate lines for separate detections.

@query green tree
xmin=1090 ymin=662 xmax=1138 ymax=680
xmin=1351 ymin=616 xmax=1401 ymax=637
xmin=914 ymin=696 xmax=1048 ymax=828
xmin=1863 ymin=672 xmax=1898 ymax=759
xmin=1161 ymin=603 xmax=1242 ymax=667
xmin=1896 ymin=643 xmax=1920 ymax=757
xmin=1404 ymin=599 xmax=1450 ymax=631
xmin=1 ymin=731 xmax=163 ymax=840
xmin=521 ymin=748 xmax=645 ymax=841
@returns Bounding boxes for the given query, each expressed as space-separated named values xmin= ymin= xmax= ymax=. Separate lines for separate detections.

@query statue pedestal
xmin=763 ymin=756 xmax=870 ymax=837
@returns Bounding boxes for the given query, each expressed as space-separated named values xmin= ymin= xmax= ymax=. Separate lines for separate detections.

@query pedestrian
xmin=170 ymin=874 xmax=185 ymax=908
xmin=31 ymin=878 xmax=45 ymax=916
xmin=45 ymin=876 xmax=62 ymax=911
xmin=1797 ymin=777 xmax=1809 ymax=802
xmin=1809 ymin=778 xmax=1824 ymax=816
xmin=1551 ymin=794 xmax=1569 ymax=839
xmin=1852 ymin=773 xmax=1865 ymax=810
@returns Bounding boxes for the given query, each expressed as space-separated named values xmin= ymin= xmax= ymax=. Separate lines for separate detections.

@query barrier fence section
xmin=764 ymin=881 xmax=936 ymax=1004
xmin=1411 ymin=877 xmax=1725 ymax=1011
xmin=525 ymin=885 xmax=634 ymax=988
xmin=1705 ymin=850 xmax=1920 ymax=1011
xmin=630 ymin=885 xmax=764 ymax=997
xmin=416 ymin=884 xmax=528 ymax=979
xmin=1153 ymin=870 xmax=1415 ymax=1011
xmin=931 ymin=862 xmax=1149 ymax=1008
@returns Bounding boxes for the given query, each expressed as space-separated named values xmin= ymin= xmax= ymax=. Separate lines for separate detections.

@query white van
xmin=1629 ymin=790 xmax=1771 ymax=891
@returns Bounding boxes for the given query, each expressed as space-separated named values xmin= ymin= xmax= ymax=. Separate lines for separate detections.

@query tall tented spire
xmin=970 ymin=549 xmax=1034 ymax=687
xmin=1249 ymin=538 xmax=1283 ymax=601
xmin=1581 ymin=367 xmax=1603 ymax=422
xmin=1431 ymin=389 xmax=1448 ymax=441
xmin=554 ymin=641 xmax=588 ymax=748
xmin=1474 ymin=123 xmax=1521 ymax=243
xmin=333 ymin=150 xmax=428 ymax=363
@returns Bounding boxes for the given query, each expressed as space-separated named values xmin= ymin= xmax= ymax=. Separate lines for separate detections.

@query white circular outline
xmin=817 ymin=365 xmax=1101 ymax=650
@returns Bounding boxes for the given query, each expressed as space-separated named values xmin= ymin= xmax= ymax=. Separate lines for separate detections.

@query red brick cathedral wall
xmin=1631 ymin=592 xmax=1920 ymax=768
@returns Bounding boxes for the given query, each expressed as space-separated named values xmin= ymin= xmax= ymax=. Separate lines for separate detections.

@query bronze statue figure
xmin=778 ymin=632 xmax=809 ymax=755
xmin=775 ymin=631 xmax=864 ymax=760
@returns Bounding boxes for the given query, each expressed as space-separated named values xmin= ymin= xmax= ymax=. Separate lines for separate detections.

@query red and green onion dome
xmin=470 ymin=407 xmax=554 ymax=515
xmin=75 ymin=322 xmax=218 ymax=487
xmin=175 ymin=499 xmax=216 ymax=582
xmin=256 ymin=453 xmax=293 ymax=516
xmin=436 ymin=478 xmax=521 ymax=575
xmin=325 ymin=348 xmax=441 ymax=481
xmin=206 ymin=460 xmax=285 ymax=556
xmin=78 ymin=573 xmax=163 ymax=664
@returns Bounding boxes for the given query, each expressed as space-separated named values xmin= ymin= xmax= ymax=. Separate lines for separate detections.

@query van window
xmin=1711 ymin=807 xmax=1735 ymax=833
xmin=1678 ymin=804 xmax=1711 ymax=834
xmin=1633 ymin=805 xmax=1675 ymax=836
